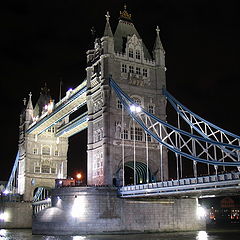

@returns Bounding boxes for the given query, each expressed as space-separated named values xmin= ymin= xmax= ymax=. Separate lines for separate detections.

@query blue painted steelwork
xmin=26 ymin=80 xmax=87 ymax=135
xmin=119 ymin=172 xmax=240 ymax=198
xmin=163 ymin=89 xmax=240 ymax=140
xmin=56 ymin=112 xmax=88 ymax=137
xmin=5 ymin=151 xmax=19 ymax=193
xmin=109 ymin=78 xmax=240 ymax=166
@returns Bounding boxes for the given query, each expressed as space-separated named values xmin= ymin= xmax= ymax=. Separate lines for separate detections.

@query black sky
xmin=1 ymin=0 xmax=240 ymax=181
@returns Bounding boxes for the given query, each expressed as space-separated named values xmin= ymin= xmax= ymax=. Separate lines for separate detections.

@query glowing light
xmin=0 ymin=229 xmax=7 ymax=236
xmin=196 ymin=231 xmax=208 ymax=240
xmin=72 ymin=236 xmax=86 ymax=240
xmin=71 ymin=196 xmax=86 ymax=218
xmin=3 ymin=190 xmax=9 ymax=195
xmin=130 ymin=105 xmax=141 ymax=113
xmin=76 ymin=173 xmax=82 ymax=180
xmin=0 ymin=212 xmax=9 ymax=221
xmin=197 ymin=205 xmax=206 ymax=219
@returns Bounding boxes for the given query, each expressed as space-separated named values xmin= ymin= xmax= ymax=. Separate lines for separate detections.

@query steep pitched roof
xmin=113 ymin=10 xmax=152 ymax=60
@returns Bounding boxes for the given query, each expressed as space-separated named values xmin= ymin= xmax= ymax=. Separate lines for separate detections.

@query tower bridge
xmin=1 ymin=6 xmax=240 ymax=234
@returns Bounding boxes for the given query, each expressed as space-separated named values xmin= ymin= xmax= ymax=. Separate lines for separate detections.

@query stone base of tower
xmin=32 ymin=186 xmax=205 ymax=235
xmin=0 ymin=202 xmax=32 ymax=229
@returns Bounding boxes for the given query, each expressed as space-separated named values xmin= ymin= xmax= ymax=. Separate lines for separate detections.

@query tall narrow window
xmin=117 ymin=99 xmax=122 ymax=109
xmin=148 ymin=105 xmax=155 ymax=114
xmin=121 ymin=130 xmax=129 ymax=140
xmin=129 ymin=48 xmax=133 ymax=58
xmin=143 ymin=68 xmax=148 ymax=77
xmin=136 ymin=50 xmax=141 ymax=60
xmin=121 ymin=64 xmax=127 ymax=73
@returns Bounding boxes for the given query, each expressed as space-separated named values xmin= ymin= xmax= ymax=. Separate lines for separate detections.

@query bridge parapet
xmin=119 ymin=172 xmax=240 ymax=198
xmin=32 ymin=198 xmax=51 ymax=216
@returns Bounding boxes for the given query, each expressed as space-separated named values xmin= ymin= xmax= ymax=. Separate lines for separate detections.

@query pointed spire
xmin=103 ymin=11 xmax=113 ymax=37
xmin=154 ymin=26 xmax=164 ymax=52
xmin=26 ymin=92 xmax=33 ymax=110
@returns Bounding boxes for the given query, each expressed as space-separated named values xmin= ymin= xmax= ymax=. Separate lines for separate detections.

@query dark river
xmin=0 ymin=228 xmax=240 ymax=240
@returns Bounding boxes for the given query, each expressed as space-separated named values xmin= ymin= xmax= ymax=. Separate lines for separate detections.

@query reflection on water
xmin=0 ymin=229 xmax=240 ymax=240
xmin=197 ymin=231 xmax=208 ymax=240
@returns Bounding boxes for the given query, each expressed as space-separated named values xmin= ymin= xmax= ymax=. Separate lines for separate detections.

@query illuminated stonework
xmin=86 ymin=10 xmax=167 ymax=185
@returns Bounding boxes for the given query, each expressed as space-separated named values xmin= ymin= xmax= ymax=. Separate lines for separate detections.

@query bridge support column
xmin=32 ymin=187 xmax=205 ymax=235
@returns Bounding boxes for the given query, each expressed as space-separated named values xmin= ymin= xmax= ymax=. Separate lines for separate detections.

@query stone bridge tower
xmin=18 ymin=86 xmax=68 ymax=201
xmin=86 ymin=7 xmax=168 ymax=186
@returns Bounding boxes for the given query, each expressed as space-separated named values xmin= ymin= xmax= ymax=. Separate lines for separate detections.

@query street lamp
xmin=76 ymin=173 xmax=82 ymax=186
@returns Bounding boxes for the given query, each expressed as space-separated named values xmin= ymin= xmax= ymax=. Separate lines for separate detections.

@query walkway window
xmin=33 ymin=148 xmax=38 ymax=155
xmin=51 ymin=168 xmax=56 ymax=174
xmin=42 ymin=146 xmax=50 ymax=156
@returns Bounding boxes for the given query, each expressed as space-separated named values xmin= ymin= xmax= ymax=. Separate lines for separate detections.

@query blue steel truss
xmin=109 ymin=78 xmax=240 ymax=167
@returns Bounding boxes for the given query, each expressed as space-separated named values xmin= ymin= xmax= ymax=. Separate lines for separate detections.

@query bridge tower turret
xmin=86 ymin=6 xmax=168 ymax=186
xmin=18 ymin=85 xmax=68 ymax=201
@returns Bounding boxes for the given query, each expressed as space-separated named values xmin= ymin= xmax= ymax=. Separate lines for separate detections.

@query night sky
xmin=1 ymin=0 xmax=240 ymax=182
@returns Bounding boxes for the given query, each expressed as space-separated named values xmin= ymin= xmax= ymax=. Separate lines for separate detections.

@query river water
xmin=0 ymin=229 xmax=240 ymax=240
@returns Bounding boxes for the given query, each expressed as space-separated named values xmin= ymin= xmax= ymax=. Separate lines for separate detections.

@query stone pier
xmin=32 ymin=186 xmax=205 ymax=235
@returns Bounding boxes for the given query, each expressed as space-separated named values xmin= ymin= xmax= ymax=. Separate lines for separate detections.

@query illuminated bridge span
xmin=26 ymin=80 xmax=87 ymax=136
xmin=5 ymin=77 xmax=240 ymax=201
xmin=3 ymin=8 xmax=240 ymax=203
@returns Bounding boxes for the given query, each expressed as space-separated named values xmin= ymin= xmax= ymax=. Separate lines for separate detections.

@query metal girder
xmin=56 ymin=112 xmax=88 ymax=137
xmin=27 ymin=81 xmax=87 ymax=135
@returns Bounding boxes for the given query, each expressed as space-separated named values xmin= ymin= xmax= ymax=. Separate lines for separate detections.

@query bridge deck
xmin=119 ymin=172 xmax=240 ymax=198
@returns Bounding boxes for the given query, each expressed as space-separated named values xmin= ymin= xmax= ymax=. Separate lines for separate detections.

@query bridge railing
xmin=119 ymin=172 xmax=240 ymax=198
xmin=32 ymin=198 xmax=51 ymax=216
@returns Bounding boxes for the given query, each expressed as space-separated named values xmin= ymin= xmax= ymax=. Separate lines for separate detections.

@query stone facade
xmin=32 ymin=187 xmax=205 ymax=235
xmin=86 ymin=9 xmax=168 ymax=186
xmin=0 ymin=202 xmax=32 ymax=228
xmin=18 ymin=89 xmax=68 ymax=201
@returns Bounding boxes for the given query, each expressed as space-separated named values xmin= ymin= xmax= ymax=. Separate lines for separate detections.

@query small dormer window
xmin=129 ymin=48 xmax=133 ymax=58
xmin=136 ymin=50 xmax=141 ymax=60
